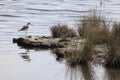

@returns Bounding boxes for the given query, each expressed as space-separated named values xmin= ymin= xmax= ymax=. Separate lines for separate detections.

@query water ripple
xmin=25 ymin=8 xmax=88 ymax=13
xmin=0 ymin=14 xmax=20 ymax=17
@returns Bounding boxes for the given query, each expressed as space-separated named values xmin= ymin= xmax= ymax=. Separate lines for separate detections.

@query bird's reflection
xmin=19 ymin=49 xmax=31 ymax=62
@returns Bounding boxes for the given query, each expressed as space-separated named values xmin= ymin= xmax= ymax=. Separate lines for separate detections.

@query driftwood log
xmin=13 ymin=36 xmax=66 ymax=49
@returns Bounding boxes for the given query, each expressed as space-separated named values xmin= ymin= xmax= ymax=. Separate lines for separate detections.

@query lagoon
xmin=0 ymin=0 xmax=120 ymax=80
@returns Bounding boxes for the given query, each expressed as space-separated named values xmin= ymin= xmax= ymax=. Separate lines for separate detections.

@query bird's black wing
xmin=18 ymin=25 xmax=29 ymax=31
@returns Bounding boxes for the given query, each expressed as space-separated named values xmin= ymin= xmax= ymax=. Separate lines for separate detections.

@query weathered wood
xmin=13 ymin=36 xmax=65 ymax=49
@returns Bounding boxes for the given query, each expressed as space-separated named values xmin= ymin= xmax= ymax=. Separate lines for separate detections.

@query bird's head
xmin=27 ymin=22 xmax=31 ymax=25
xmin=27 ymin=22 xmax=33 ymax=26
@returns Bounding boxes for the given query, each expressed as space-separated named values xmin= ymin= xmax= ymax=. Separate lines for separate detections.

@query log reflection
xmin=19 ymin=50 xmax=31 ymax=62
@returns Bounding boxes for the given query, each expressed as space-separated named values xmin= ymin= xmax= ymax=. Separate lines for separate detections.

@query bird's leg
xmin=25 ymin=30 xmax=27 ymax=37
xmin=26 ymin=30 xmax=27 ymax=36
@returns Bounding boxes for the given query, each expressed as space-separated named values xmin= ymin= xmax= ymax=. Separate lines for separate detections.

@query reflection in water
xmin=52 ymin=50 xmax=94 ymax=80
xmin=65 ymin=63 xmax=94 ymax=80
xmin=56 ymin=56 xmax=64 ymax=62
xmin=105 ymin=68 xmax=120 ymax=80
xmin=52 ymin=50 xmax=120 ymax=80
xmin=65 ymin=62 xmax=120 ymax=80
xmin=51 ymin=50 xmax=64 ymax=62
xmin=65 ymin=65 xmax=82 ymax=80
xmin=80 ymin=64 xmax=94 ymax=80
xmin=19 ymin=50 xmax=31 ymax=62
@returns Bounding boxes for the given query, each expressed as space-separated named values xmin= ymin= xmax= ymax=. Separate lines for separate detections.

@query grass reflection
xmin=65 ymin=63 xmax=94 ymax=80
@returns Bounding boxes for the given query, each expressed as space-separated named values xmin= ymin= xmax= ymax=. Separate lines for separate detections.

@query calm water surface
xmin=0 ymin=0 xmax=120 ymax=80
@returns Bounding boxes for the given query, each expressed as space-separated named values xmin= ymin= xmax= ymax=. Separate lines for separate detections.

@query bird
xmin=18 ymin=22 xmax=31 ymax=37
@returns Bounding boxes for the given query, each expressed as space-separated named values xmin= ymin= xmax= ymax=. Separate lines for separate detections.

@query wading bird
xmin=18 ymin=22 xmax=32 ymax=37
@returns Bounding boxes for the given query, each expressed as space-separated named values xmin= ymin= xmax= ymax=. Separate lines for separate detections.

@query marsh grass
xmin=77 ymin=11 xmax=120 ymax=68
xmin=51 ymin=10 xmax=120 ymax=69
xmin=66 ymin=40 xmax=94 ymax=66
xmin=66 ymin=10 xmax=109 ymax=66
xmin=105 ymin=22 xmax=120 ymax=68
xmin=77 ymin=10 xmax=109 ymax=44
xmin=50 ymin=24 xmax=76 ymax=38
xmin=105 ymin=68 xmax=120 ymax=80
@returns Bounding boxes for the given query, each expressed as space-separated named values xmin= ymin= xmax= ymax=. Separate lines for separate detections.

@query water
xmin=0 ymin=0 xmax=120 ymax=80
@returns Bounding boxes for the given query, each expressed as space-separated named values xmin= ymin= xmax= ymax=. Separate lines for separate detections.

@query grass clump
xmin=66 ymin=40 xmax=94 ymax=66
xmin=66 ymin=10 xmax=110 ymax=66
xmin=50 ymin=24 xmax=76 ymax=38
xmin=105 ymin=22 xmax=120 ymax=69
xmin=77 ymin=10 xmax=109 ymax=44
xmin=77 ymin=42 xmax=94 ymax=65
